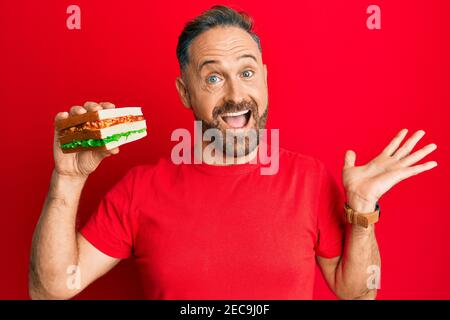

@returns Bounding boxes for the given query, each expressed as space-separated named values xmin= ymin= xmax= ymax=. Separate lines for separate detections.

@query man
xmin=29 ymin=5 xmax=437 ymax=300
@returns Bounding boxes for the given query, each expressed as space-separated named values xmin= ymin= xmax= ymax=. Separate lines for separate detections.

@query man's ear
xmin=263 ymin=64 xmax=268 ymax=88
xmin=175 ymin=76 xmax=191 ymax=109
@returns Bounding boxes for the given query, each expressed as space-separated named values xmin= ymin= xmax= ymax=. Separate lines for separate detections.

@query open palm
xmin=343 ymin=129 xmax=438 ymax=207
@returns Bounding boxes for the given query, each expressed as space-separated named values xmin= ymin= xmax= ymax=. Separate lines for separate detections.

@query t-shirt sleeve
xmin=80 ymin=168 xmax=138 ymax=259
xmin=314 ymin=161 xmax=346 ymax=258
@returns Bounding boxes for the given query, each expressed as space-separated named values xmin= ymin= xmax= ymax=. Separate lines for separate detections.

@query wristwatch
xmin=344 ymin=202 xmax=380 ymax=228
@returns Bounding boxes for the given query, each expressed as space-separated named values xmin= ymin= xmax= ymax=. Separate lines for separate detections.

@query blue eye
xmin=242 ymin=70 xmax=254 ymax=78
xmin=207 ymin=75 xmax=221 ymax=84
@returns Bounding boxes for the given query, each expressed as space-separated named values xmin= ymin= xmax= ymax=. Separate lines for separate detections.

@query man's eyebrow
xmin=237 ymin=54 xmax=258 ymax=63
xmin=198 ymin=59 xmax=218 ymax=72
xmin=198 ymin=54 xmax=258 ymax=72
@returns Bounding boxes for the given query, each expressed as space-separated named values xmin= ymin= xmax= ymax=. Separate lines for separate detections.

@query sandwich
xmin=56 ymin=107 xmax=147 ymax=153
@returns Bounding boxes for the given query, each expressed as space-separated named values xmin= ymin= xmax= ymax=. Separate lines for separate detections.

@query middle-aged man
xmin=29 ymin=5 xmax=438 ymax=300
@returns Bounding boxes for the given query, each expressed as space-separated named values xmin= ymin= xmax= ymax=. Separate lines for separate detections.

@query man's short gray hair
xmin=176 ymin=5 xmax=262 ymax=70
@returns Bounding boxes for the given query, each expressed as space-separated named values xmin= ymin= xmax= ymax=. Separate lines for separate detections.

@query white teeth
xmin=221 ymin=109 xmax=250 ymax=117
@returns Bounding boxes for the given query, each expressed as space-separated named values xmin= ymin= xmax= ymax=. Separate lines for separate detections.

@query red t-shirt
xmin=80 ymin=147 xmax=345 ymax=299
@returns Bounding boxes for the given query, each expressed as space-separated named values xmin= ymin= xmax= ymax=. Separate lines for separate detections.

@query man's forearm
xmin=335 ymin=200 xmax=381 ymax=300
xmin=29 ymin=170 xmax=87 ymax=299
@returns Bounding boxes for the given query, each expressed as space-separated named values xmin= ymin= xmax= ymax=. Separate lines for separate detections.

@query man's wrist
xmin=344 ymin=191 xmax=380 ymax=230
xmin=348 ymin=200 xmax=377 ymax=214
xmin=346 ymin=192 xmax=378 ymax=214
xmin=48 ymin=170 xmax=87 ymax=205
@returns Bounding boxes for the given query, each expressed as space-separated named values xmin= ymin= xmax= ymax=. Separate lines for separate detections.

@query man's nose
xmin=223 ymin=78 xmax=246 ymax=104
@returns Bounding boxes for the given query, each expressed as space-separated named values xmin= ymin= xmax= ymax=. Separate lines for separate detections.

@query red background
xmin=1 ymin=0 xmax=449 ymax=299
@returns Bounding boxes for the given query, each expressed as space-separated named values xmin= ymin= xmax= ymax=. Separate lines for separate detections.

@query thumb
xmin=344 ymin=150 xmax=356 ymax=168
xmin=53 ymin=112 xmax=69 ymax=154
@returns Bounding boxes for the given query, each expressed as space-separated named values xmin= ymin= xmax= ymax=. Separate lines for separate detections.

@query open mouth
xmin=219 ymin=109 xmax=252 ymax=129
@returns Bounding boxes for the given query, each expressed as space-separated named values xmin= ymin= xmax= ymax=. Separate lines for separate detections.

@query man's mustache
xmin=212 ymin=100 xmax=259 ymax=120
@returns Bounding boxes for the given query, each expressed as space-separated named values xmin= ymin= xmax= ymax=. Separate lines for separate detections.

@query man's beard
xmin=194 ymin=99 xmax=268 ymax=158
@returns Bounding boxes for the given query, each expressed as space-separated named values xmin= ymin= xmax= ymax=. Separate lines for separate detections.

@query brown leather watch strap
xmin=344 ymin=202 xmax=380 ymax=228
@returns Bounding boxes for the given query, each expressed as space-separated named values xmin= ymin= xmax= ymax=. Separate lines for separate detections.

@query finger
xmin=54 ymin=111 xmax=69 ymax=140
xmin=99 ymin=102 xmax=116 ymax=109
xmin=344 ymin=150 xmax=356 ymax=168
xmin=393 ymin=129 xmax=426 ymax=159
xmin=108 ymin=147 xmax=120 ymax=155
xmin=397 ymin=161 xmax=438 ymax=182
xmin=83 ymin=101 xmax=102 ymax=112
xmin=381 ymin=129 xmax=408 ymax=156
xmin=70 ymin=105 xmax=87 ymax=116
xmin=400 ymin=143 xmax=437 ymax=167
xmin=54 ymin=111 xmax=69 ymax=122
xmin=94 ymin=147 xmax=120 ymax=161
xmin=53 ymin=112 xmax=70 ymax=152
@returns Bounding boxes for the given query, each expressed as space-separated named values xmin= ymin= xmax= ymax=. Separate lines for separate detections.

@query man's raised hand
xmin=342 ymin=129 xmax=438 ymax=211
